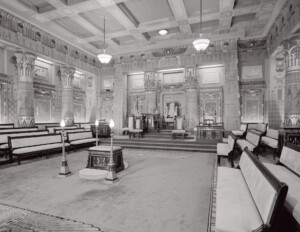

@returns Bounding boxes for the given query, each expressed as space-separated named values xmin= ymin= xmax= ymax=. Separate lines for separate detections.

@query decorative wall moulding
xmin=0 ymin=9 xmax=104 ymax=74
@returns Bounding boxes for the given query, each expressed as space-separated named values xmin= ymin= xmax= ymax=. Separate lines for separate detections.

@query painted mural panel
xmin=245 ymin=99 xmax=259 ymax=122
xmin=34 ymin=99 xmax=51 ymax=122
xmin=74 ymin=103 xmax=84 ymax=122
xmin=242 ymin=65 xmax=263 ymax=80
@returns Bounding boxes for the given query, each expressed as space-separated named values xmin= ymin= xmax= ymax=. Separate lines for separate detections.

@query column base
xmin=18 ymin=116 xmax=35 ymax=127
xmin=64 ymin=117 xmax=74 ymax=126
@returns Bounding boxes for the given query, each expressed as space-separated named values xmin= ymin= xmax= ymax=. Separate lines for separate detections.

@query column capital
xmin=14 ymin=51 xmax=36 ymax=79
xmin=60 ymin=66 xmax=75 ymax=87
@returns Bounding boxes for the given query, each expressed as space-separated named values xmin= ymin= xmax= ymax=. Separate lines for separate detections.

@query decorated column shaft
xmin=184 ymin=68 xmax=198 ymax=128
xmin=144 ymin=72 xmax=157 ymax=113
xmin=283 ymin=37 xmax=300 ymax=127
xmin=60 ymin=66 xmax=75 ymax=126
xmin=15 ymin=51 xmax=36 ymax=127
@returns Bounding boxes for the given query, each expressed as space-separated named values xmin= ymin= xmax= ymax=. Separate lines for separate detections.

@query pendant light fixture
xmin=193 ymin=0 xmax=210 ymax=51
xmin=97 ymin=17 xmax=112 ymax=64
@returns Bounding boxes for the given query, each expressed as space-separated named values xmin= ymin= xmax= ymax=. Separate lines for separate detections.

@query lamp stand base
xmin=58 ymin=160 xmax=71 ymax=177
xmin=105 ymin=170 xmax=118 ymax=183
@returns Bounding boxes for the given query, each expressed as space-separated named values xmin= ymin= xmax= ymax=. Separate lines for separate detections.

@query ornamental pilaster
xmin=14 ymin=51 xmax=36 ymax=127
xmin=60 ymin=66 xmax=75 ymax=126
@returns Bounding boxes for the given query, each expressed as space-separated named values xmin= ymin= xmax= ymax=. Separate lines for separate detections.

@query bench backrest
xmin=246 ymin=132 xmax=261 ymax=146
xmin=239 ymin=148 xmax=288 ymax=227
xmin=228 ymin=134 xmax=236 ymax=151
xmin=46 ymin=126 xmax=77 ymax=133
xmin=240 ymin=124 xmax=247 ymax=132
xmin=67 ymin=131 xmax=93 ymax=141
xmin=0 ymin=127 xmax=38 ymax=133
xmin=0 ymin=123 xmax=14 ymax=128
xmin=280 ymin=143 xmax=300 ymax=176
xmin=53 ymin=128 xmax=85 ymax=133
xmin=265 ymin=129 xmax=278 ymax=140
xmin=0 ymin=130 xmax=49 ymax=144
xmin=9 ymin=134 xmax=62 ymax=149
xmin=247 ymin=123 xmax=268 ymax=133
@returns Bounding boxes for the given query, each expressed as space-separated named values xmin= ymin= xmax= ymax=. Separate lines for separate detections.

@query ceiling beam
xmin=219 ymin=0 xmax=235 ymax=30
xmin=167 ymin=0 xmax=192 ymax=34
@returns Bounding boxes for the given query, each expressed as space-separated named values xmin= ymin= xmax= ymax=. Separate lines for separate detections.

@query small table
xmin=171 ymin=130 xmax=186 ymax=140
xmin=87 ymin=146 xmax=124 ymax=173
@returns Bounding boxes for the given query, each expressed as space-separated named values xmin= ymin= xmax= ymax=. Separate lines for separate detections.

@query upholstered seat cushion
xmin=129 ymin=129 xmax=143 ymax=133
xmin=217 ymin=143 xmax=230 ymax=156
xmin=232 ymin=130 xmax=243 ymax=136
xmin=263 ymin=163 xmax=300 ymax=223
xmin=261 ymin=137 xmax=278 ymax=148
xmin=216 ymin=167 xmax=263 ymax=232
xmin=70 ymin=138 xmax=97 ymax=145
xmin=12 ymin=143 xmax=70 ymax=155
xmin=0 ymin=144 xmax=8 ymax=149
xmin=236 ymin=140 xmax=255 ymax=151
xmin=171 ymin=130 xmax=185 ymax=133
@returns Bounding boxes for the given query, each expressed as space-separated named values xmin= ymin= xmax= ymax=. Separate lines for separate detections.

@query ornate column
xmin=60 ymin=66 xmax=75 ymax=126
xmin=15 ymin=51 xmax=36 ymax=127
xmin=283 ymin=36 xmax=300 ymax=128
xmin=184 ymin=68 xmax=198 ymax=128
xmin=144 ymin=72 xmax=157 ymax=113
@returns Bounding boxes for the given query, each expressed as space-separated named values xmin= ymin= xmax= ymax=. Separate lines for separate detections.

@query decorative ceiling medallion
xmin=61 ymin=8 xmax=73 ymax=15
xmin=152 ymin=47 xmax=187 ymax=57
xmin=220 ymin=11 xmax=232 ymax=18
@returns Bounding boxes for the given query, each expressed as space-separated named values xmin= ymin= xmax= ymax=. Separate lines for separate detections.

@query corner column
xmin=15 ymin=51 xmax=36 ymax=127
xmin=60 ymin=66 xmax=75 ymax=126
xmin=184 ymin=68 xmax=198 ymax=129
xmin=144 ymin=72 xmax=157 ymax=113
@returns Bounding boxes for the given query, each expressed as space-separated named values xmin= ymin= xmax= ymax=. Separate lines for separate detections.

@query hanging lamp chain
xmin=103 ymin=17 xmax=106 ymax=49
xmin=200 ymin=0 xmax=202 ymax=34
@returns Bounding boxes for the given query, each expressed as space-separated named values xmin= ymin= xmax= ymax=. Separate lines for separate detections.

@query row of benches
xmin=0 ymin=130 xmax=98 ymax=164
xmin=215 ymin=143 xmax=300 ymax=232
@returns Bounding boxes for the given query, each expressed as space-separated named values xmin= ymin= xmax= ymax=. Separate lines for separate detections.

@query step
xmin=100 ymin=142 xmax=216 ymax=153
xmin=102 ymin=138 xmax=217 ymax=146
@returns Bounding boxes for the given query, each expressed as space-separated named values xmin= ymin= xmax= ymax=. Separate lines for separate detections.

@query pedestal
xmin=87 ymin=146 xmax=124 ymax=173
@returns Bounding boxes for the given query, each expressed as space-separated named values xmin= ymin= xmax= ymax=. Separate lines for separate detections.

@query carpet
xmin=0 ymin=148 xmax=215 ymax=232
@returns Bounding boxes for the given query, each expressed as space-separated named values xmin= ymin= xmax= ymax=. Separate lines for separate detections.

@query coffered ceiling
xmin=0 ymin=0 xmax=286 ymax=56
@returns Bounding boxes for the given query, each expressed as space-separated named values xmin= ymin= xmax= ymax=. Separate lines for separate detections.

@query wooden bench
xmin=216 ymin=148 xmax=288 ymax=232
xmin=247 ymin=123 xmax=268 ymax=136
xmin=0 ymin=123 xmax=14 ymax=128
xmin=171 ymin=130 xmax=186 ymax=140
xmin=0 ymin=130 xmax=49 ymax=162
xmin=0 ymin=127 xmax=39 ymax=133
xmin=260 ymin=128 xmax=279 ymax=160
xmin=231 ymin=123 xmax=247 ymax=138
xmin=8 ymin=134 xmax=70 ymax=165
xmin=67 ymin=131 xmax=98 ymax=151
xmin=45 ymin=125 xmax=78 ymax=134
xmin=217 ymin=134 xmax=236 ymax=167
xmin=236 ymin=131 xmax=262 ymax=156
xmin=263 ymin=143 xmax=300 ymax=229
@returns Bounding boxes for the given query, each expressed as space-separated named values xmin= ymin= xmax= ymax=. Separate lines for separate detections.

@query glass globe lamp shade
xmin=109 ymin=119 xmax=115 ymax=128
xmin=97 ymin=50 xmax=112 ymax=64
xmin=60 ymin=120 xmax=65 ymax=128
xmin=193 ymin=33 xmax=210 ymax=51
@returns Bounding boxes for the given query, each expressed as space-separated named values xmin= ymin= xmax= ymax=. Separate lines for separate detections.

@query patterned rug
xmin=0 ymin=203 xmax=102 ymax=232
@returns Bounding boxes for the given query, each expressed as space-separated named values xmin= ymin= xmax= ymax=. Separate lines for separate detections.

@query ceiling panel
xmin=17 ymin=0 xmax=56 ymax=14
xmin=184 ymin=0 xmax=219 ymax=18
xmin=111 ymin=35 xmax=137 ymax=45
xmin=190 ymin=20 xmax=219 ymax=33
xmin=124 ymin=0 xmax=174 ymax=23
xmin=60 ymin=0 xmax=89 ymax=6
xmin=89 ymin=40 xmax=104 ymax=49
xmin=79 ymin=9 xmax=125 ymax=33
xmin=53 ymin=17 xmax=94 ymax=38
